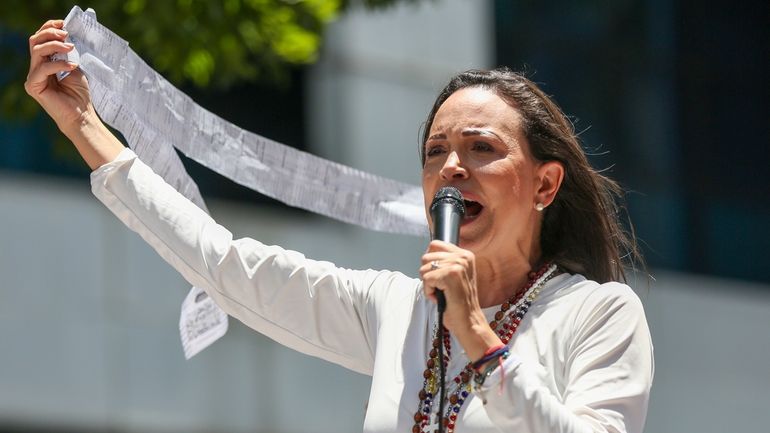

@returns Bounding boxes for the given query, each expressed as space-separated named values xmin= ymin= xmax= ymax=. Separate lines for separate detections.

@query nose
xmin=439 ymin=151 xmax=469 ymax=180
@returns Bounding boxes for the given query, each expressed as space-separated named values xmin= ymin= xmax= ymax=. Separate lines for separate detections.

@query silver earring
xmin=535 ymin=202 xmax=545 ymax=212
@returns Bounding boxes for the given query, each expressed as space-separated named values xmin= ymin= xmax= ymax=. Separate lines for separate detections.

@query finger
xmin=26 ymin=60 xmax=78 ymax=93
xmin=425 ymin=239 xmax=462 ymax=254
xmin=422 ymin=248 xmax=456 ymax=261
xmin=36 ymin=19 xmax=64 ymax=33
xmin=420 ymin=253 xmax=454 ymax=276
xmin=419 ymin=255 xmax=455 ymax=272
xmin=423 ymin=284 xmax=439 ymax=304
xmin=28 ymin=28 xmax=69 ymax=70
xmin=29 ymin=27 xmax=68 ymax=51
xmin=60 ymin=67 xmax=85 ymax=83
xmin=31 ymin=40 xmax=74 ymax=59
xmin=419 ymin=262 xmax=436 ymax=279
xmin=419 ymin=257 xmax=462 ymax=282
xmin=421 ymin=250 xmax=468 ymax=268
xmin=420 ymin=260 xmax=454 ymax=285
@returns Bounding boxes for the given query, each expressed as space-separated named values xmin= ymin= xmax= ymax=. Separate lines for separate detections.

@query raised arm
xmin=25 ymin=19 xmax=124 ymax=169
xmin=24 ymin=19 xmax=402 ymax=375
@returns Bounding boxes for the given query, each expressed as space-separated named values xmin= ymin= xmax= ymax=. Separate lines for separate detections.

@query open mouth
xmin=463 ymin=199 xmax=483 ymax=221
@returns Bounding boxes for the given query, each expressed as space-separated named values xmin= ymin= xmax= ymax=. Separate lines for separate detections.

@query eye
xmin=425 ymin=145 xmax=445 ymax=158
xmin=471 ymin=141 xmax=493 ymax=152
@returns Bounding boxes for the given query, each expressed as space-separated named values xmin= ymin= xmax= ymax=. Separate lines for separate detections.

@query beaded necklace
xmin=412 ymin=262 xmax=558 ymax=433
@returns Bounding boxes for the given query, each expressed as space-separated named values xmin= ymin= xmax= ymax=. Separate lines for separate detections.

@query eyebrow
xmin=427 ymin=129 xmax=500 ymax=141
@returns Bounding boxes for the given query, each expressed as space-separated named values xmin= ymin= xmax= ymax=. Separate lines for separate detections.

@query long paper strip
xmin=54 ymin=6 xmax=429 ymax=358
xmin=59 ymin=6 xmax=428 ymax=236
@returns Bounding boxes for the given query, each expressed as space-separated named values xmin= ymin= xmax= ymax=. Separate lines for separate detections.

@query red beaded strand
xmin=412 ymin=263 xmax=557 ymax=433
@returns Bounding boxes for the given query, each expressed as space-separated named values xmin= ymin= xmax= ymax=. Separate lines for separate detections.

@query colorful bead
xmin=460 ymin=372 xmax=470 ymax=383
xmin=413 ymin=262 xmax=557 ymax=433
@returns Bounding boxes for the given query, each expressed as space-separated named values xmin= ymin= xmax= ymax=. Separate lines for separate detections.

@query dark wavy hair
xmin=420 ymin=68 xmax=643 ymax=284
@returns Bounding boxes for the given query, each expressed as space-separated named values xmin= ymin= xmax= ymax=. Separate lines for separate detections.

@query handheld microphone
xmin=429 ymin=186 xmax=466 ymax=313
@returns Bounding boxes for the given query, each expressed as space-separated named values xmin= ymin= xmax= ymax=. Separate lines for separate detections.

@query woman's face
xmin=422 ymin=87 xmax=543 ymax=257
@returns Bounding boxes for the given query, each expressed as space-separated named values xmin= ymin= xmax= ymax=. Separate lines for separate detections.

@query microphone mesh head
xmin=430 ymin=186 xmax=466 ymax=216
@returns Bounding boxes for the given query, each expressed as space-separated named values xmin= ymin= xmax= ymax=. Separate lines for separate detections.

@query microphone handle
xmin=432 ymin=204 xmax=463 ymax=313
xmin=436 ymin=291 xmax=447 ymax=313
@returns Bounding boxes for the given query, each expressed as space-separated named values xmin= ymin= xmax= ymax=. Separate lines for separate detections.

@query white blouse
xmin=91 ymin=148 xmax=653 ymax=433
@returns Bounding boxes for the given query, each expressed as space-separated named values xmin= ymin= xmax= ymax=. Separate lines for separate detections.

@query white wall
xmin=642 ymin=273 xmax=770 ymax=433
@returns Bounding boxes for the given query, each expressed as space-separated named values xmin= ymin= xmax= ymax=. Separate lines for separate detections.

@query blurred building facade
xmin=1 ymin=0 xmax=768 ymax=432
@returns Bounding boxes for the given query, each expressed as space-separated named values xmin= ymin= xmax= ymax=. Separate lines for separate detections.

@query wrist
xmin=61 ymin=108 xmax=126 ymax=170
xmin=471 ymin=344 xmax=507 ymax=371
xmin=455 ymin=312 xmax=503 ymax=362
xmin=59 ymin=105 xmax=101 ymax=139
xmin=472 ymin=349 xmax=511 ymax=393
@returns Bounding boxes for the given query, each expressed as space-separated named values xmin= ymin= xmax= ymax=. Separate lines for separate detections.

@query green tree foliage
xmin=0 ymin=0 xmax=421 ymax=119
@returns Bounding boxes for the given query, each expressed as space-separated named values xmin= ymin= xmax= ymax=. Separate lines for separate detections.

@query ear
xmin=534 ymin=161 xmax=564 ymax=208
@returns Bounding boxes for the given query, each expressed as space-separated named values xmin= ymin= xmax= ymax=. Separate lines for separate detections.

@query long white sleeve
xmin=473 ymin=281 xmax=654 ymax=433
xmin=90 ymin=149 xmax=415 ymax=375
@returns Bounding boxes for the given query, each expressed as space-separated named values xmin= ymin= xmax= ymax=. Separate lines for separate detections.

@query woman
xmin=26 ymin=19 xmax=653 ymax=433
